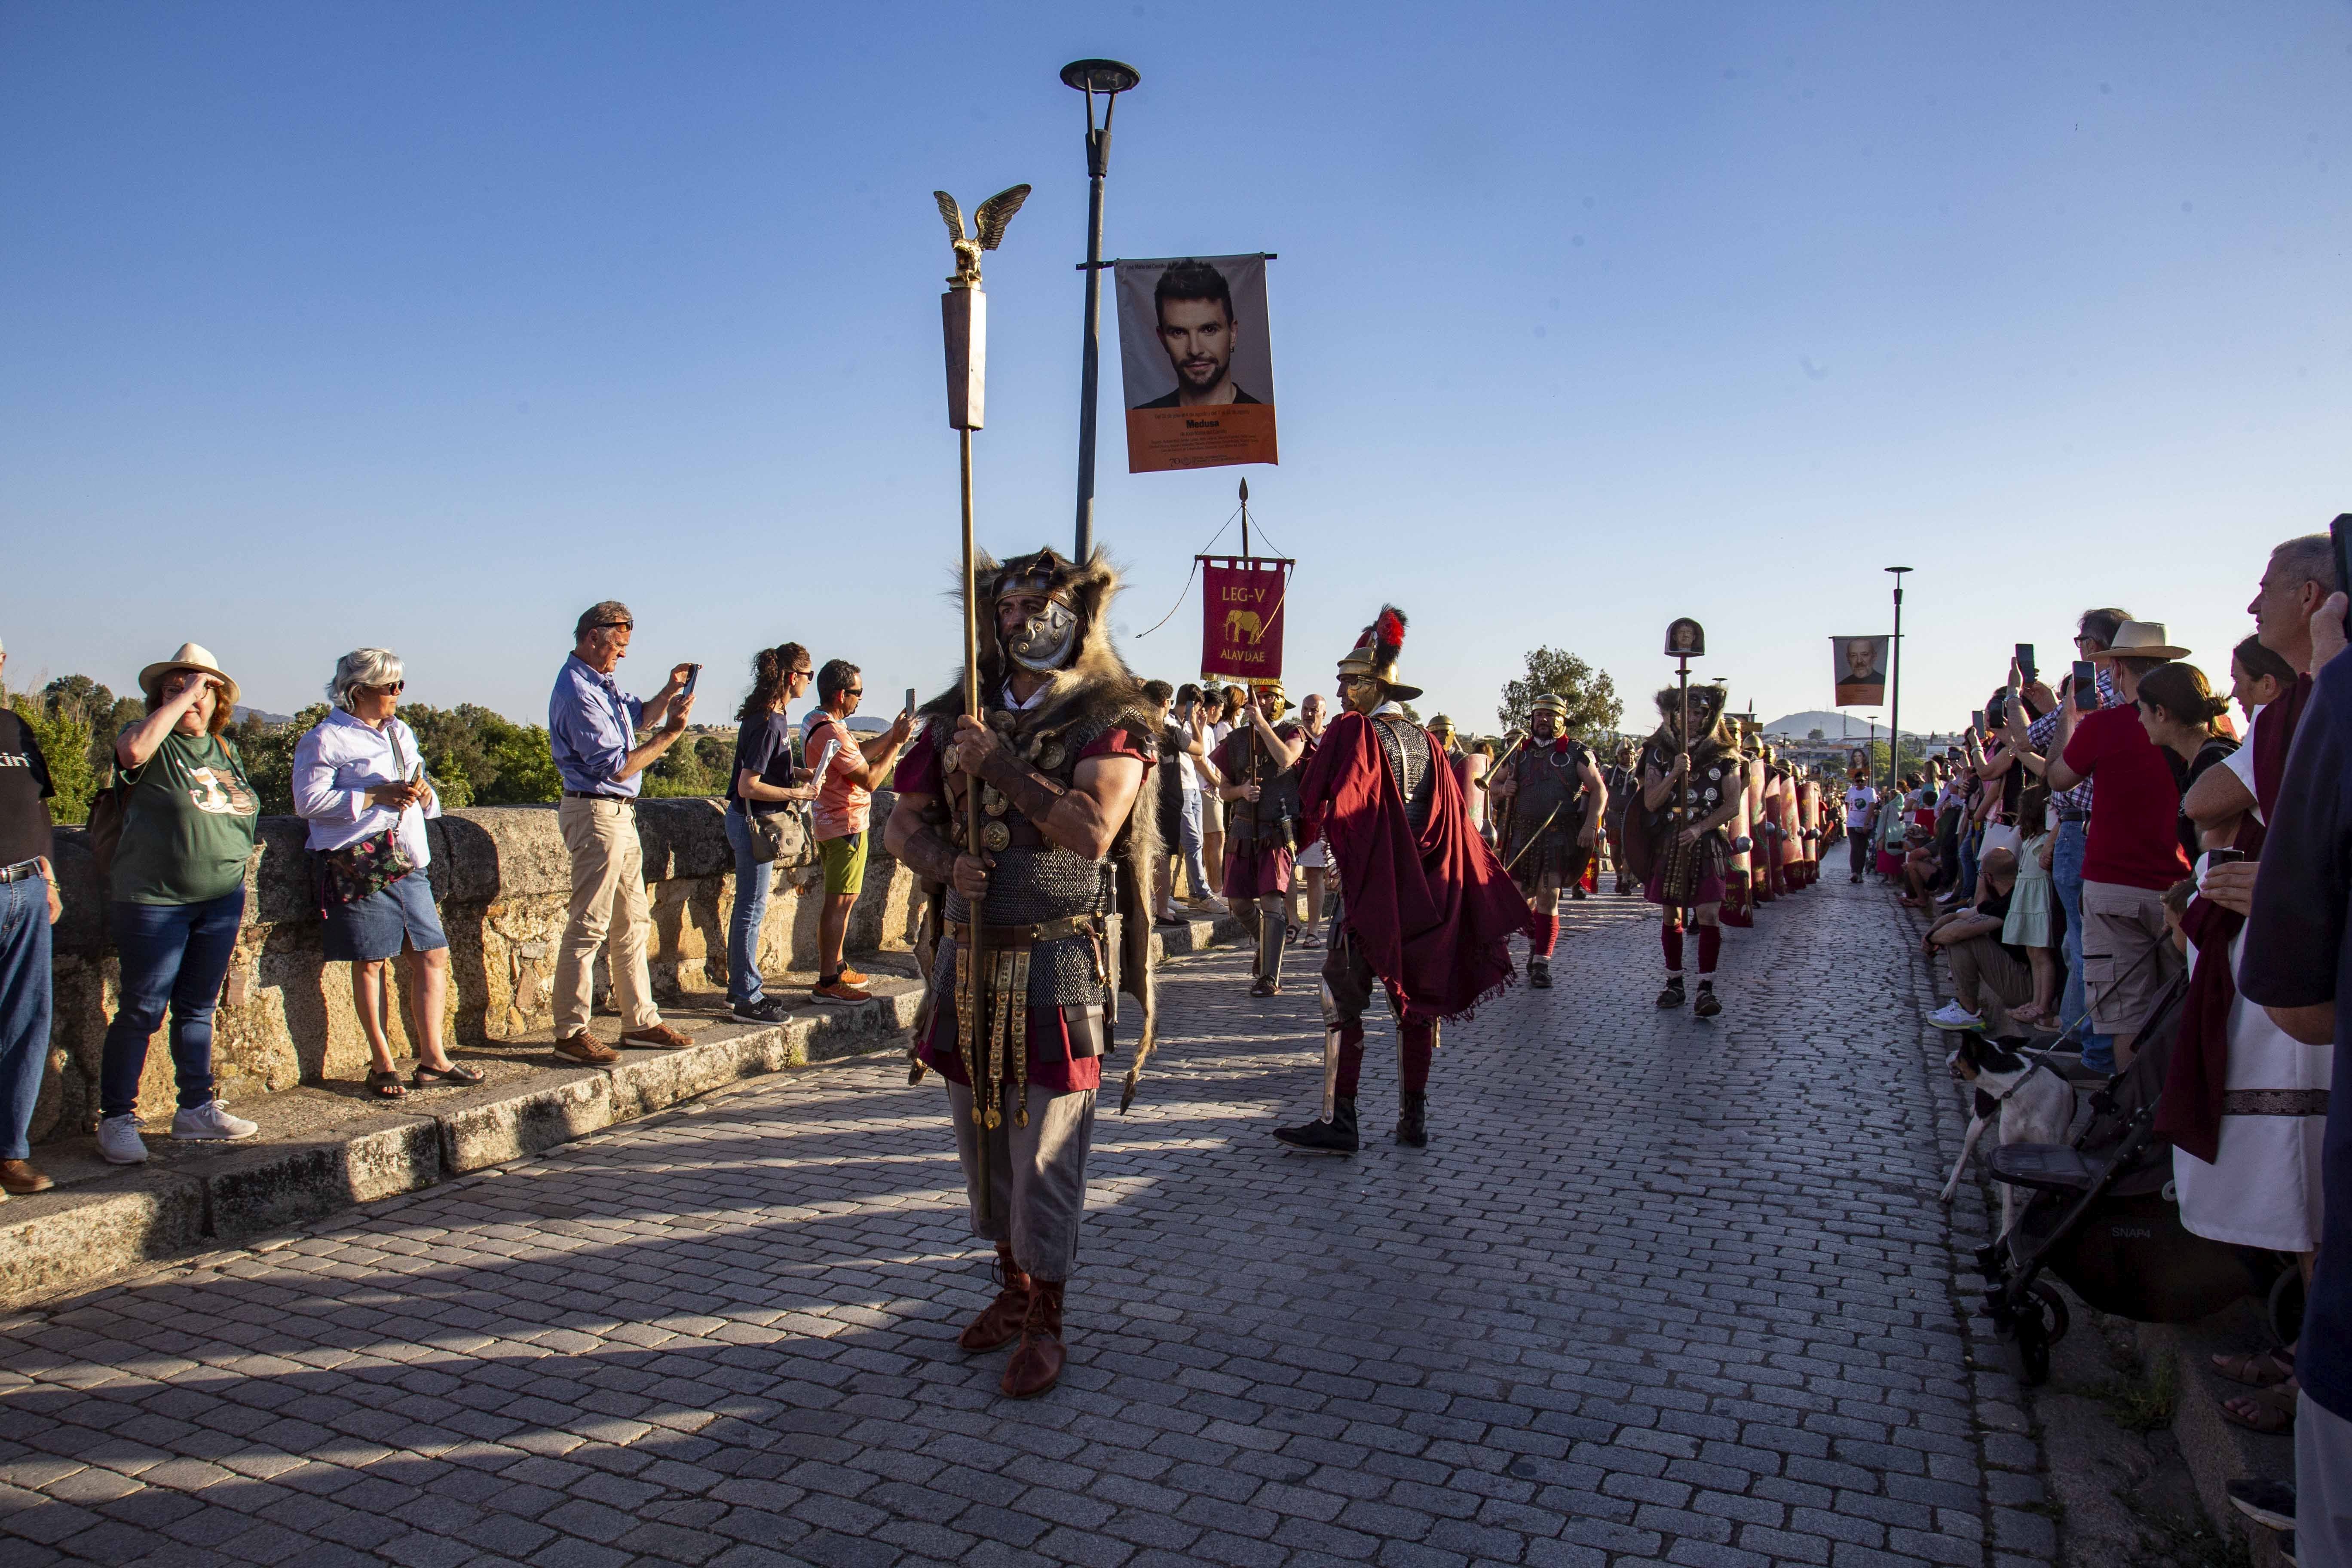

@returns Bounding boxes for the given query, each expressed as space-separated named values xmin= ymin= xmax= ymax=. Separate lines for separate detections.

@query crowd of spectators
xmin=1871 ymin=528 xmax=2351 ymax=1550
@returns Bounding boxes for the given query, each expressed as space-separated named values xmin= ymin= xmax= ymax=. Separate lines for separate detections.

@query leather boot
xmin=1528 ymin=956 xmax=1551 ymax=989
xmin=1251 ymin=899 xmax=1288 ymax=996
xmin=1000 ymin=1279 xmax=1066 ymax=1398
xmin=1273 ymin=1096 xmax=1358 ymax=1154
xmin=1693 ymin=981 xmax=1722 ymax=1019
xmin=1396 ymin=1091 xmax=1428 ymax=1148
xmin=1657 ymin=975 xmax=1686 ymax=1009
xmin=957 ymin=1241 xmax=1031 ymax=1352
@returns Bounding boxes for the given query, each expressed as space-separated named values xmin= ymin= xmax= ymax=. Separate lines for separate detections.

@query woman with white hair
xmin=292 ymin=649 xmax=480 ymax=1098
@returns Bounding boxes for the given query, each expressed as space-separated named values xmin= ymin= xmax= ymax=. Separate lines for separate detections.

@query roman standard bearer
xmin=1212 ymin=678 xmax=1308 ymax=996
xmin=1272 ymin=608 xmax=1528 ymax=1153
xmin=1487 ymin=693 xmax=1608 ymax=989
xmin=885 ymin=549 xmax=1159 ymax=1399
xmin=1638 ymin=681 xmax=1746 ymax=1018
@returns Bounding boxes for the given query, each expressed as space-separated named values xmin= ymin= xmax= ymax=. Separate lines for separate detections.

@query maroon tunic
xmin=1299 ymin=711 xmax=1529 ymax=1022
xmin=1214 ymin=722 xmax=1306 ymax=900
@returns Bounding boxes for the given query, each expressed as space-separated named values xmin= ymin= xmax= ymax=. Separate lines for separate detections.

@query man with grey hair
xmin=2185 ymin=532 xmax=2342 ymax=844
xmin=545 ymin=601 xmax=697 ymax=1064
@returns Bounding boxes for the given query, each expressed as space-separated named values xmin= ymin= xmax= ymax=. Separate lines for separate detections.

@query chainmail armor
xmin=1374 ymin=717 xmax=1436 ymax=832
xmin=931 ymin=709 xmax=1122 ymax=1009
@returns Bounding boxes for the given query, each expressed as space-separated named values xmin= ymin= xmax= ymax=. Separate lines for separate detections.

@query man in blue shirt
xmin=546 ymin=600 xmax=698 ymax=1064
xmin=2239 ymin=590 xmax=2352 ymax=1564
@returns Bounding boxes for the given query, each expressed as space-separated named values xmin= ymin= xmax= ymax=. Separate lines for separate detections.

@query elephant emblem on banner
xmin=1223 ymin=608 xmax=1266 ymax=645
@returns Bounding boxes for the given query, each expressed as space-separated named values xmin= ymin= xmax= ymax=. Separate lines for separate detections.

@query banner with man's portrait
xmin=1831 ymin=635 xmax=1891 ymax=707
xmin=1114 ymin=254 xmax=1278 ymax=472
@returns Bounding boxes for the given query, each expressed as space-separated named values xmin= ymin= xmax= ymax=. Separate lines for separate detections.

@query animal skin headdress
xmin=920 ymin=545 xmax=1136 ymax=711
xmin=1336 ymin=605 xmax=1421 ymax=702
xmin=1648 ymin=682 xmax=1740 ymax=759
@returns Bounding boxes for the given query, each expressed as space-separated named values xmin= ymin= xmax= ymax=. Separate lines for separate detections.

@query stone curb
xmin=0 ymin=911 xmax=1246 ymax=1314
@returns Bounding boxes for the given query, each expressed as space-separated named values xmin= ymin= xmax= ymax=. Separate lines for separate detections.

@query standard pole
xmin=1885 ymin=568 xmax=1910 ymax=797
xmin=1074 ymin=117 xmax=1111 ymax=558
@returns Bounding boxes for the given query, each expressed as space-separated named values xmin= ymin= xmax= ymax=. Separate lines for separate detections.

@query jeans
xmin=101 ymin=888 xmax=244 ymax=1120
xmin=1177 ymin=789 xmax=1211 ymax=901
xmin=2051 ymin=820 xmax=2114 ymax=1071
xmin=0 ymin=876 xmax=52 ymax=1161
xmin=723 ymin=806 xmax=771 ymax=1004
xmin=1848 ymin=827 xmax=1871 ymax=877
xmin=1958 ymin=827 xmax=1980 ymax=903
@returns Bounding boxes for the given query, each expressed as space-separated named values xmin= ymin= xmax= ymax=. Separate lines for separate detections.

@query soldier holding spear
xmin=885 ymin=186 xmax=1159 ymax=1400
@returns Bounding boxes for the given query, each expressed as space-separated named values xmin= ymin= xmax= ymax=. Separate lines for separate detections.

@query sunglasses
xmin=362 ymin=681 xmax=406 ymax=695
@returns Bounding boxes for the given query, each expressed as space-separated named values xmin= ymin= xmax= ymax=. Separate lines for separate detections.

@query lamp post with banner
xmin=1885 ymin=567 xmax=1911 ymax=796
xmin=1062 ymin=58 xmax=1140 ymax=561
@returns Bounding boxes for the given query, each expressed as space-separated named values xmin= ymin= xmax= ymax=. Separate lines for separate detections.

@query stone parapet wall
xmin=36 ymin=795 xmax=918 ymax=1144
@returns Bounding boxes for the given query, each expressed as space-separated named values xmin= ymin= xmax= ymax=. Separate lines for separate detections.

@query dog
xmin=1940 ymin=1033 xmax=2077 ymax=1236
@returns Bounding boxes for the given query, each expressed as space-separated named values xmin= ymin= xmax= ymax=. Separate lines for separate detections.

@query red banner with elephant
xmin=1199 ymin=556 xmax=1291 ymax=682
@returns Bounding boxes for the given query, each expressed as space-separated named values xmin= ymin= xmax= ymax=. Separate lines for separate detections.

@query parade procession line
xmin=0 ymin=876 xmax=2058 ymax=1568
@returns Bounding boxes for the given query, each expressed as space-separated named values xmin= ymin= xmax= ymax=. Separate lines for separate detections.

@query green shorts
xmin=817 ymin=832 xmax=868 ymax=897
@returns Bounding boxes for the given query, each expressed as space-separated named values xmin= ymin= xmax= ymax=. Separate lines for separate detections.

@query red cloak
xmin=1300 ymin=711 xmax=1531 ymax=1021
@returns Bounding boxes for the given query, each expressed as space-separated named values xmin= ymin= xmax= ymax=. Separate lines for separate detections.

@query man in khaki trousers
xmin=545 ymin=600 xmax=698 ymax=1064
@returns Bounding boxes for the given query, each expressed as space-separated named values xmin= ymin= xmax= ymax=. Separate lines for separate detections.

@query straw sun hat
xmin=137 ymin=643 xmax=241 ymax=710
xmin=2086 ymin=621 xmax=2192 ymax=663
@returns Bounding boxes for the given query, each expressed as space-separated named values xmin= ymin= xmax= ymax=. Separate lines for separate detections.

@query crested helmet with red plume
xmin=1336 ymin=605 xmax=1422 ymax=702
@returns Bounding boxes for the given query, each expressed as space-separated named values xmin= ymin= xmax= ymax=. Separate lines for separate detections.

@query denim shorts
xmin=323 ymin=872 xmax=448 ymax=962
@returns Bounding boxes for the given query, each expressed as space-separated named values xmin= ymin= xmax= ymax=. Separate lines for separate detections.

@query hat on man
xmin=2086 ymin=621 xmax=2191 ymax=662
xmin=138 ymin=643 xmax=241 ymax=710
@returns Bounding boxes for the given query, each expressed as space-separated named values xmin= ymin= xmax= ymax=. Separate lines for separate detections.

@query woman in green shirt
xmin=96 ymin=644 xmax=263 ymax=1165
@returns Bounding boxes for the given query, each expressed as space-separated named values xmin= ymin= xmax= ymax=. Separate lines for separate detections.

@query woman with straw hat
xmin=95 ymin=643 xmax=262 ymax=1164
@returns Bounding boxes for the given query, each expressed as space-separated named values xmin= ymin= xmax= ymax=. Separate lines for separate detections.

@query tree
xmin=1497 ymin=647 xmax=1623 ymax=741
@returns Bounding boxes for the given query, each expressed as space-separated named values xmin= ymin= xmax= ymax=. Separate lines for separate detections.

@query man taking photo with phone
xmin=805 ymin=659 xmax=912 ymax=1004
xmin=546 ymin=600 xmax=698 ymax=1064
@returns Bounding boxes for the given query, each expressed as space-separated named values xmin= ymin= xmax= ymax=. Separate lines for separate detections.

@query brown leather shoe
xmin=0 ymin=1160 xmax=54 ymax=1195
xmin=999 ymin=1279 xmax=1066 ymax=1399
xmin=957 ymin=1241 xmax=1031 ymax=1353
xmin=619 ymin=1023 xmax=695 ymax=1050
xmin=553 ymin=1032 xmax=620 ymax=1065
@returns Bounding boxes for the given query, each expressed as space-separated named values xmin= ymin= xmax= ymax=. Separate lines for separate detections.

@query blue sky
xmin=4 ymin=3 xmax=2346 ymax=737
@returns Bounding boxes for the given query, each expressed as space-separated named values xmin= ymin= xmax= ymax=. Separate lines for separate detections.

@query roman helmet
xmin=1251 ymin=678 xmax=1290 ymax=714
xmin=970 ymin=545 xmax=1130 ymax=686
xmin=1335 ymin=606 xmax=1422 ymax=702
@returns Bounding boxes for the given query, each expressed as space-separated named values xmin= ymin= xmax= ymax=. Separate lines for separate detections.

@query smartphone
xmin=681 ymin=664 xmax=701 ymax=701
xmin=2015 ymin=643 xmax=2037 ymax=683
xmin=2072 ymin=660 xmax=2098 ymax=710
xmin=2333 ymin=514 xmax=2352 ymax=619
xmin=2204 ymin=847 xmax=2245 ymax=868
xmin=1970 ymin=710 xmax=1985 ymax=737
xmin=904 ymin=686 xmax=917 ymax=715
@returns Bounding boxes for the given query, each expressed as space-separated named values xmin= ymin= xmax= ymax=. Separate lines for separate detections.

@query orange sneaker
xmin=837 ymin=967 xmax=870 ymax=987
xmin=812 ymin=980 xmax=873 ymax=1004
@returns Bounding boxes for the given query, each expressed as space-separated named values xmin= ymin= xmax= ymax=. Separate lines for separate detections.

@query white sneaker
xmin=1927 ymin=1001 xmax=1986 ymax=1032
xmin=171 ymin=1100 xmax=260 ymax=1142
xmin=97 ymin=1114 xmax=149 ymax=1164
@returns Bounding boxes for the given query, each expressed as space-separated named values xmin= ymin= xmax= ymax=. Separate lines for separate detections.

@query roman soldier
xmin=1637 ymin=683 xmax=1746 ymax=1018
xmin=1487 ymin=694 xmax=1607 ymax=989
xmin=1272 ymin=608 xmax=1529 ymax=1154
xmin=1718 ymin=721 xmax=1757 ymax=929
xmin=1213 ymin=678 xmax=1308 ymax=997
xmin=882 ymin=546 xmax=1158 ymax=1400
xmin=1600 ymin=741 xmax=1639 ymax=894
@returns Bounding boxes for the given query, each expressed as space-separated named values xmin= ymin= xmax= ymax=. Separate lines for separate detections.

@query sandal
xmin=2213 ymin=1349 xmax=2296 ymax=1388
xmin=411 ymin=1061 xmax=486 ymax=1087
xmin=366 ymin=1069 xmax=407 ymax=1100
xmin=2220 ymin=1382 xmax=2298 ymax=1435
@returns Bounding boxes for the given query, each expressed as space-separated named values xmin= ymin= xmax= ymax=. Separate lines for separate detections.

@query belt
xmin=2056 ymin=808 xmax=2088 ymax=823
xmin=563 ymin=789 xmax=631 ymax=801
xmin=946 ymin=915 xmax=1101 ymax=949
xmin=0 ymin=860 xmax=43 ymax=885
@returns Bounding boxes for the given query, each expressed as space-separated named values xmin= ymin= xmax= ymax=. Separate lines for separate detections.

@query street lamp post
xmin=1062 ymin=58 xmax=1140 ymax=561
xmin=1885 ymin=567 xmax=1912 ymax=795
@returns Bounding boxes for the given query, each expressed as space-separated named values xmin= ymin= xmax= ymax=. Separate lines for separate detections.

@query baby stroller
xmin=1977 ymin=972 xmax=2305 ymax=1384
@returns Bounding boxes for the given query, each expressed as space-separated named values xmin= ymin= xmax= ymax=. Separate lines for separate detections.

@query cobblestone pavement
xmin=0 ymin=876 xmax=2051 ymax=1568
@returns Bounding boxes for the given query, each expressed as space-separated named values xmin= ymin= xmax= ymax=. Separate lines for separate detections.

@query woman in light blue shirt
xmin=292 ymin=649 xmax=481 ymax=1098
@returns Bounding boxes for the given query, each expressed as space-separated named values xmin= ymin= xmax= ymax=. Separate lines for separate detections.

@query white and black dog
xmin=1940 ymin=1034 xmax=2077 ymax=1235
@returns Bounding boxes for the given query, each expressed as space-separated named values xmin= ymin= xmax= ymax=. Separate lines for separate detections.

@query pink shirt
xmin=805 ymin=712 xmax=870 ymax=840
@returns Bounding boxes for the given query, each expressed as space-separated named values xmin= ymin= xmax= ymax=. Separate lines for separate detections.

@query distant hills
xmin=1764 ymin=710 xmax=1914 ymax=739
xmin=232 ymin=703 xmax=294 ymax=727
